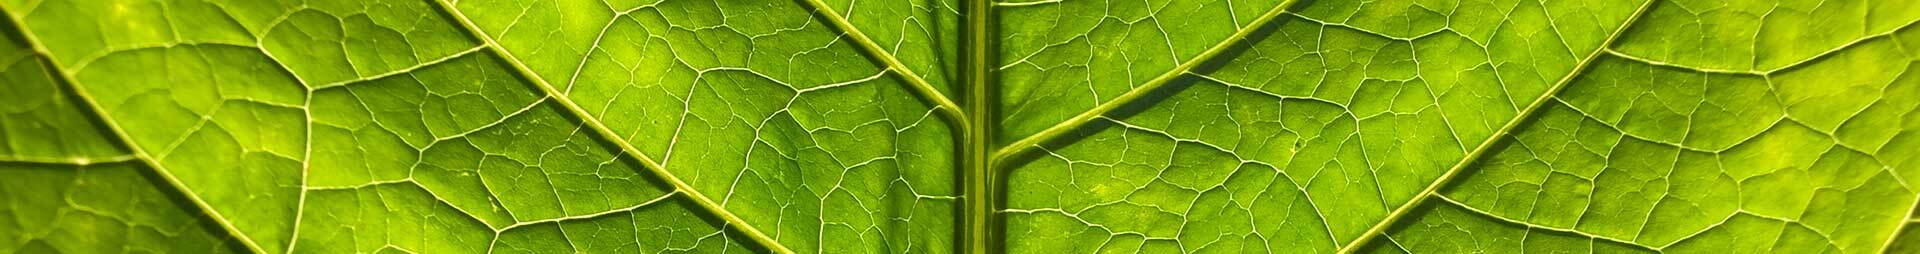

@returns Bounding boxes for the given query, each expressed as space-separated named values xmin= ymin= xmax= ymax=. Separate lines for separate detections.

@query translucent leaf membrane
xmin=999 ymin=0 xmax=1648 ymax=251
xmin=0 ymin=163 xmax=241 ymax=254
xmin=0 ymin=38 xmax=119 ymax=159
xmin=1893 ymin=221 xmax=1920 ymax=253
xmin=997 ymin=0 xmax=1920 ymax=252
xmin=994 ymin=0 xmax=1292 ymax=144
xmin=3 ymin=0 xmax=761 ymax=252
xmin=6 ymin=0 xmax=1919 ymax=252
xmin=1 ymin=26 xmax=236 ymax=253
xmin=1362 ymin=0 xmax=1920 ymax=253
xmin=453 ymin=0 xmax=961 ymax=252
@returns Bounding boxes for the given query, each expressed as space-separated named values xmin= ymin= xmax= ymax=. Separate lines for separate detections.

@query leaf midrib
xmin=1334 ymin=0 xmax=1661 ymax=252
xmin=963 ymin=0 xmax=995 ymax=253
xmin=424 ymin=0 xmax=797 ymax=253
xmin=438 ymin=0 xmax=995 ymax=252
xmin=772 ymin=1 xmax=995 ymax=253
xmin=26 ymin=0 xmax=1887 ymax=253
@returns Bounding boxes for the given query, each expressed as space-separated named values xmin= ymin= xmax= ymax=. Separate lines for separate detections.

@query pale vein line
xmin=791 ymin=1 xmax=988 ymax=253
xmin=1602 ymin=16 xmax=1920 ymax=77
xmin=989 ymin=0 xmax=1303 ymax=163
xmin=1881 ymin=195 xmax=1920 ymax=253
xmin=1430 ymin=195 xmax=1655 ymax=250
xmin=495 ymin=191 xmax=680 ymax=232
xmin=424 ymin=0 xmax=792 ymax=253
xmin=0 ymin=154 xmax=140 ymax=166
xmin=1335 ymin=0 xmax=1660 ymax=252
xmin=308 ymin=45 xmax=489 ymax=90
xmin=992 ymin=0 xmax=1060 ymax=7
xmin=796 ymin=0 xmax=969 ymax=130
xmin=0 ymin=10 xmax=273 ymax=254
xmin=245 ymin=19 xmax=321 ymax=253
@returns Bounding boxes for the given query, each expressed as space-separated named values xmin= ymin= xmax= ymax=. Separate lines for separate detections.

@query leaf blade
xmin=426 ymin=0 xmax=789 ymax=251
xmin=1339 ymin=0 xmax=1660 ymax=250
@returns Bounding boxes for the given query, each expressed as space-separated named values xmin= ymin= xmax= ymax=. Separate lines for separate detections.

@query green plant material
xmin=1 ymin=27 xmax=238 ymax=253
xmin=2 ymin=0 xmax=1917 ymax=253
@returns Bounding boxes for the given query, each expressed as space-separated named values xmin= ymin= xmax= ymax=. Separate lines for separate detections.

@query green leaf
xmin=993 ymin=0 xmax=1920 ymax=253
xmin=2 ymin=0 xmax=1917 ymax=253
xmin=1 ymin=26 xmax=239 ymax=253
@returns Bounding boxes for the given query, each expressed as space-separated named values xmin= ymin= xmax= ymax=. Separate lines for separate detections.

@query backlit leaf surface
xmin=1 ymin=0 xmax=1916 ymax=253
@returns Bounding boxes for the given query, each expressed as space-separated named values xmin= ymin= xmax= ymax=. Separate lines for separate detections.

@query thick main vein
xmin=796 ymin=0 xmax=970 ymax=131
xmin=963 ymin=0 xmax=994 ymax=253
xmin=792 ymin=1 xmax=986 ymax=253
xmin=1335 ymin=0 xmax=1661 ymax=252
xmin=426 ymin=1 xmax=793 ymax=253
xmin=0 ymin=10 xmax=270 ymax=254
xmin=988 ymin=0 xmax=1301 ymax=163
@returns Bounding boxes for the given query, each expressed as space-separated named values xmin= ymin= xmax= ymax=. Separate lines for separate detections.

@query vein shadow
xmin=994 ymin=5 xmax=1295 ymax=173
xmin=992 ymin=9 xmax=1300 ymax=248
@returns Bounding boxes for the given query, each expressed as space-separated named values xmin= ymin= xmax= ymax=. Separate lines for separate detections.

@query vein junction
xmin=3 ymin=0 xmax=1920 ymax=253
xmin=992 ymin=0 xmax=1920 ymax=253
xmin=0 ymin=0 xmax=965 ymax=253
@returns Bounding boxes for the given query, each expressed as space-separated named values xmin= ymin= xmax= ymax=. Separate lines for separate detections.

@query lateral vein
xmin=1335 ymin=0 xmax=1661 ymax=252
xmin=1881 ymin=197 xmax=1920 ymax=253
xmin=425 ymin=1 xmax=794 ymax=253
xmin=796 ymin=0 xmax=971 ymax=131
xmin=0 ymin=9 xmax=271 ymax=254
xmin=988 ymin=0 xmax=1301 ymax=163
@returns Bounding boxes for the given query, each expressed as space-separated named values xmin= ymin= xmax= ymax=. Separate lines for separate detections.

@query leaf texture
xmin=1 ymin=0 xmax=1917 ymax=253
xmin=1 ymin=26 xmax=238 ymax=253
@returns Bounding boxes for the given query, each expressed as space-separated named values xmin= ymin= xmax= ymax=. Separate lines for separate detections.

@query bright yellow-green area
xmin=3 ymin=0 xmax=1918 ymax=253
xmin=997 ymin=0 xmax=1920 ymax=253
xmin=0 ymin=0 xmax=961 ymax=252
xmin=2 ymin=24 xmax=237 ymax=253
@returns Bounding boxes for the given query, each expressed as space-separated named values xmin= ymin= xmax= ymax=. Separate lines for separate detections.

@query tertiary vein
xmin=425 ymin=0 xmax=793 ymax=253
xmin=1335 ymin=0 xmax=1661 ymax=252
xmin=0 ymin=9 xmax=271 ymax=254
xmin=788 ymin=1 xmax=996 ymax=253
xmin=987 ymin=0 xmax=1302 ymax=164
xmin=797 ymin=0 xmax=970 ymax=131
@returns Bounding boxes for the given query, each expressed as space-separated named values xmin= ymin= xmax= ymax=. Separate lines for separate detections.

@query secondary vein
xmin=0 ymin=9 xmax=271 ymax=254
xmin=796 ymin=0 xmax=971 ymax=131
xmin=1335 ymin=0 xmax=1661 ymax=252
xmin=988 ymin=0 xmax=1301 ymax=163
xmin=1881 ymin=197 xmax=1920 ymax=253
xmin=426 ymin=1 xmax=794 ymax=253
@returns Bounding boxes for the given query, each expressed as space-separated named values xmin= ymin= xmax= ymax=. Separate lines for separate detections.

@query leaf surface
xmin=3 ymin=0 xmax=1919 ymax=253
xmin=993 ymin=0 xmax=1920 ymax=253
xmin=0 ymin=25 xmax=238 ymax=253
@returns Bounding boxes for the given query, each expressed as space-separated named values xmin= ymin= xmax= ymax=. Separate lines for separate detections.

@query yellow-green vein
xmin=0 ymin=9 xmax=271 ymax=254
xmin=963 ymin=0 xmax=994 ymax=253
xmin=426 ymin=1 xmax=794 ymax=253
xmin=1884 ymin=198 xmax=1920 ymax=252
xmin=1336 ymin=0 xmax=1660 ymax=251
xmin=988 ymin=0 xmax=1301 ymax=163
xmin=796 ymin=0 xmax=971 ymax=131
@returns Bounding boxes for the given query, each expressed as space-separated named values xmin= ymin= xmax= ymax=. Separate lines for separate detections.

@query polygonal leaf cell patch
xmin=2 ymin=0 xmax=1915 ymax=253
